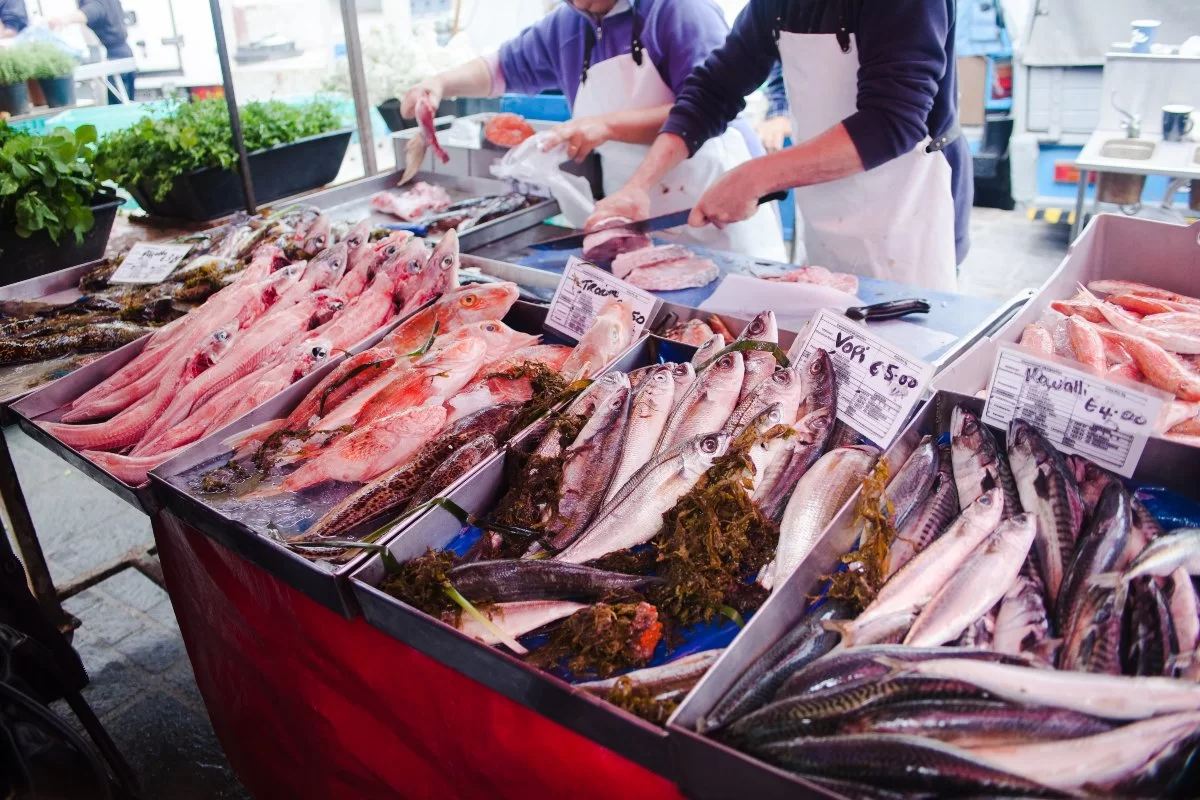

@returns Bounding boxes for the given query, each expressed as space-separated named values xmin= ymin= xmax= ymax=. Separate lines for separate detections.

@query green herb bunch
xmin=0 ymin=46 xmax=34 ymax=85
xmin=0 ymin=123 xmax=100 ymax=244
xmin=25 ymin=42 xmax=78 ymax=80
xmin=95 ymin=97 xmax=344 ymax=202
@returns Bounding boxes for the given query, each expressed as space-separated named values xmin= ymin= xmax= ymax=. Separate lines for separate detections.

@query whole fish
xmin=299 ymin=213 xmax=332 ymax=256
xmin=446 ymin=559 xmax=663 ymax=603
xmin=753 ymin=734 xmax=1055 ymax=796
xmin=604 ymin=366 xmax=675 ymax=504
xmin=1166 ymin=567 xmax=1200 ymax=676
xmin=1058 ymin=580 xmax=1122 ymax=674
xmin=830 ymin=489 xmax=1004 ymax=646
xmin=971 ymin=711 xmax=1200 ymax=793
xmin=882 ymin=655 xmax=1200 ymax=719
xmin=1082 ymin=286 xmax=1200 ymax=354
xmin=1065 ymin=315 xmax=1107 ymax=372
xmin=1099 ymin=328 xmax=1200 ymax=400
xmin=1129 ymin=493 xmax=1167 ymax=555
xmin=733 ymin=310 xmax=779 ymax=403
xmin=304 ymin=402 xmax=523 ymax=538
xmin=380 ymin=282 xmax=520 ymax=354
xmin=1057 ymin=482 xmax=1131 ymax=635
xmin=744 ymin=404 xmax=789 ymax=494
xmin=473 ymin=341 xmax=566 ymax=380
xmin=669 ymin=361 xmax=695 ymax=403
xmin=404 ymin=434 xmax=498 ymax=510
xmin=1092 ymin=528 xmax=1200 ymax=589
xmin=1123 ymin=577 xmax=1174 ymax=678
xmin=0 ymin=321 xmax=153 ymax=367
xmin=452 ymin=600 xmax=585 ymax=647
xmin=903 ymin=513 xmax=1036 ymax=647
xmin=555 ymin=433 xmax=730 ymax=564
xmin=700 ymin=599 xmax=852 ymax=733
xmin=1087 ymin=279 xmax=1200 ymax=305
xmin=416 ymin=96 xmax=450 ymax=163
xmin=887 ymin=443 xmax=958 ymax=577
xmin=577 ymin=650 xmax=721 ymax=697
xmin=992 ymin=574 xmax=1053 ymax=662
xmin=1018 ymin=323 xmax=1054 ymax=356
xmin=722 ymin=365 xmax=804 ymax=437
xmin=766 ymin=445 xmax=879 ymax=591
xmin=690 ymin=333 xmax=724 ymax=370
xmin=560 ymin=299 xmax=634 ymax=378
xmin=835 ymin=698 xmax=1114 ymax=747
xmin=884 ymin=435 xmax=938 ymax=529
xmin=950 ymin=405 xmax=1021 ymax=517
xmin=1007 ymin=418 xmax=1085 ymax=606
xmin=83 ymin=445 xmax=191 ymax=485
xmin=542 ymin=383 xmax=631 ymax=551
xmin=399 ymin=230 xmax=461 ymax=317
xmin=655 ymin=350 xmax=744 ymax=454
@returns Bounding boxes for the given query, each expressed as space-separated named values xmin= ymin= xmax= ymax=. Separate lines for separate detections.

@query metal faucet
xmin=1112 ymin=93 xmax=1142 ymax=138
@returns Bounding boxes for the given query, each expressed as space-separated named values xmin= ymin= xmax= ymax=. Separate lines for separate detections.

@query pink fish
xmin=417 ymin=99 xmax=450 ymax=164
xmin=625 ymin=257 xmax=719 ymax=292
xmin=477 ymin=343 xmax=571 ymax=377
xmin=239 ymin=244 xmax=288 ymax=283
xmin=1081 ymin=287 xmax=1200 ymax=354
xmin=379 ymin=281 xmax=519 ymax=353
xmin=1141 ymin=311 xmax=1200 ymax=337
xmin=299 ymin=213 xmax=332 ymax=257
xmin=337 ymin=231 xmax=412 ymax=299
xmin=561 ymin=299 xmax=634 ymax=378
xmin=397 ymin=230 xmax=460 ymax=317
xmin=1087 ymin=279 xmax=1200 ymax=306
xmin=83 ymin=446 xmax=192 ymax=485
xmin=1099 ymin=328 xmax=1200 ymax=401
xmin=313 ymin=272 xmax=399 ymax=352
xmin=1065 ymin=315 xmax=1107 ymax=373
xmin=1018 ymin=323 xmax=1054 ymax=357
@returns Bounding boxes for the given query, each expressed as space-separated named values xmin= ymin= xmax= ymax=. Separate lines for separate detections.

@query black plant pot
xmin=39 ymin=76 xmax=76 ymax=108
xmin=0 ymin=188 xmax=122 ymax=286
xmin=0 ymin=82 xmax=30 ymax=116
xmin=377 ymin=98 xmax=412 ymax=132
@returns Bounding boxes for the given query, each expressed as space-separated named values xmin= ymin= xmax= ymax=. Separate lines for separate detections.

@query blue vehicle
xmin=958 ymin=0 xmax=1016 ymax=209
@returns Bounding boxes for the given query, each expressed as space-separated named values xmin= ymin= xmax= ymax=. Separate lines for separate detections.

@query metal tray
xmin=149 ymin=300 xmax=603 ymax=618
xmin=297 ymin=169 xmax=559 ymax=254
xmin=666 ymin=388 xmax=1200 ymax=800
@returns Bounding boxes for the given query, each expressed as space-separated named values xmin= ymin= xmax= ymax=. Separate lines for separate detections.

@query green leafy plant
xmin=25 ymin=42 xmax=78 ymax=80
xmin=0 ymin=46 xmax=35 ymax=86
xmin=0 ymin=123 xmax=101 ymax=244
xmin=95 ymin=97 xmax=344 ymax=203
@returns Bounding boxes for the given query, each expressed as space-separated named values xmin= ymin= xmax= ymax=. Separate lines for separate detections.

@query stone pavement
xmin=1 ymin=207 xmax=1070 ymax=800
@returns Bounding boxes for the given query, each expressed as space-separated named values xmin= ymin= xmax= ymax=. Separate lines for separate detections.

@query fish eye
xmin=718 ymin=355 xmax=734 ymax=369
xmin=461 ymin=295 xmax=478 ymax=307
xmin=385 ymin=245 xmax=398 ymax=256
xmin=441 ymin=255 xmax=454 ymax=268
xmin=485 ymin=323 xmax=499 ymax=332
xmin=701 ymin=436 xmax=719 ymax=453
xmin=748 ymin=320 xmax=765 ymax=336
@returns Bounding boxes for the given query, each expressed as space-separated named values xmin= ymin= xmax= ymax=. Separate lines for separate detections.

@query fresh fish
xmin=542 ymin=383 xmax=631 ymax=551
xmin=1065 ymin=315 xmax=1108 ymax=372
xmin=1141 ymin=310 xmax=1200 ymax=336
xmin=1166 ymin=567 xmax=1200 ymax=676
xmin=0 ymin=321 xmax=153 ymax=367
xmin=701 ymin=600 xmax=852 ymax=733
xmin=299 ymin=213 xmax=332 ymax=256
xmin=416 ymin=96 xmax=450 ymax=164
xmin=884 ymin=435 xmax=938 ymax=529
xmin=733 ymin=310 xmax=779 ymax=403
xmin=744 ymin=404 xmax=789 ymax=494
xmin=379 ymin=282 xmax=520 ymax=354
xmin=830 ymin=490 xmax=1004 ymax=646
xmin=722 ymin=365 xmax=804 ymax=437
xmin=1087 ymin=279 xmax=1200 ymax=307
xmin=624 ymin=256 xmax=719 ymax=292
xmin=1007 ymin=418 xmax=1085 ymax=606
xmin=398 ymin=229 xmax=460 ymax=317
xmin=829 ymin=610 xmax=918 ymax=648
xmin=446 ymin=559 xmax=662 ymax=603
xmin=766 ymin=445 xmax=879 ymax=591
xmin=560 ymin=299 xmax=634 ymax=378
xmin=604 ymin=366 xmax=675 ymax=505
xmin=952 ymin=607 xmax=997 ymax=649
xmin=903 ymin=513 xmax=1036 ymax=647
xmin=887 ymin=443 xmax=958 ymax=577
xmin=405 ymin=434 xmax=498 ymax=510
xmin=971 ymin=711 xmax=1200 ymax=793
xmin=753 ymin=734 xmax=1056 ymax=796
xmin=1057 ymin=482 xmax=1131 ymax=636
xmin=690 ymin=333 xmax=724 ymax=371
xmin=555 ymin=433 xmax=730 ymax=564
xmin=1093 ymin=528 xmax=1200 ymax=588
xmin=660 ymin=317 xmax=715 ymax=346
xmin=1099 ymin=328 xmax=1200 ymax=400
xmin=993 ymin=574 xmax=1053 ymax=662
xmin=1059 ymin=579 xmax=1123 ymax=674
xmin=581 ymin=218 xmax=651 ymax=263
xmin=950 ymin=404 xmax=1021 ymax=517
xmin=668 ymin=361 xmax=695 ymax=403
xmin=577 ymin=650 xmax=721 ymax=697
xmin=835 ymin=698 xmax=1114 ymax=747
xmin=655 ymin=350 xmax=743 ymax=454
xmin=452 ymin=600 xmax=586 ymax=646
xmin=304 ymin=403 xmax=523 ymax=538
xmin=1082 ymin=287 xmax=1200 ymax=354
xmin=1018 ymin=323 xmax=1054 ymax=357
xmin=882 ymin=655 xmax=1200 ymax=719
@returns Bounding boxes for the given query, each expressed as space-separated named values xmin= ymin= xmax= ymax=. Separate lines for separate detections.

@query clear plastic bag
xmin=491 ymin=132 xmax=596 ymax=228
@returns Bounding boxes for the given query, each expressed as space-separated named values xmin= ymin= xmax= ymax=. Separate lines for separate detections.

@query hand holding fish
xmin=689 ymin=163 xmax=766 ymax=230
xmin=540 ymin=115 xmax=612 ymax=163
xmin=586 ymin=186 xmax=650 ymax=232
xmin=401 ymin=79 xmax=443 ymax=120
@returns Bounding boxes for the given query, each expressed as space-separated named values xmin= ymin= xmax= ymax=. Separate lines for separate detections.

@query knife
xmin=531 ymin=190 xmax=789 ymax=252
xmin=844 ymin=299 xmax=931 ymax=322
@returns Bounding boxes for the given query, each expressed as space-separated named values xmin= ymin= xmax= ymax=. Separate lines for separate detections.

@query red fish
xmin=417 ymin=97 xmax=449 ymax=164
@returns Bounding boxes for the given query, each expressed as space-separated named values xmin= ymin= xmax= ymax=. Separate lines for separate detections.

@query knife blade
xmin=531 ymin=190 xmax=789 ymax=252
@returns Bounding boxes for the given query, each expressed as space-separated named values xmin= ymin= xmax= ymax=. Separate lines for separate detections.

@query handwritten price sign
xmin=792 ymin=309 xmax=934 ymax=447
xmin=109 ymin=242 xmax=194 ymax=284
xmin=982 ymin=345 xmax=1163 ymax=477
xmin=545 ymin=256 xmax=659 ymax=343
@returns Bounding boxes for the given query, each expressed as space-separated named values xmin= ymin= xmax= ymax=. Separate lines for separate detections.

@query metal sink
xmin=1100 ymin=139 xmax=1156 ymax=160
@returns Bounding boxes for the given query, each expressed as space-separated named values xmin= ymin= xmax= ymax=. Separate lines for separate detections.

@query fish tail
xmin=869 ymin=655 xmax=912 ymax=681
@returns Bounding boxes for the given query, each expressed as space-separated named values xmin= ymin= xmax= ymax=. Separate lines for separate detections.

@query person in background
xmin=591 ymin=0 xmax=971 ymax=292
xmin=51 ymin=0 xmax=134 ymax=104
xmin=0 ymin=0 xmax=27 ymax=39
xmin=402 ymin=0 xmax=787 ymax=262
xmin=754 ymin=62 xmax=792 ymax=154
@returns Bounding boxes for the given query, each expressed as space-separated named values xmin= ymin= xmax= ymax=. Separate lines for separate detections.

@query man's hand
xmin=755 ymin=115 xmax=792 ymax=154
xmin=585 ymin=186 xmax=651 ymax=230
xmin=400 ymin=78 xmax=444 ymax=119
xmin=540 ymin=115 xmax=612 ymax=163
xmin=689 ymin=162 xmax=766 ymax=229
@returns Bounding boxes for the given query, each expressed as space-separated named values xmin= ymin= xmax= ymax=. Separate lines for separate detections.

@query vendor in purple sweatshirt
xmin=401 ymin=0 xmax=787 ymax=262
xmin=589 ymin=0 xmax=971 ymax=292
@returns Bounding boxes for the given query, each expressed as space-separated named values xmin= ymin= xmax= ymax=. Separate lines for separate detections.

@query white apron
xmin=573 ymin=49 xmax=789 ymax=263
xmin=779 ymin=31 xmax=958 ymax=292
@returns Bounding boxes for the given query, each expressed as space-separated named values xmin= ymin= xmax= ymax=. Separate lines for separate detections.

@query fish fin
xmin=870 ymin=655 xmax=912 ymax=680
xmin=820 ymin=619 xmax=855 ymax=642
xmin=1089 ymin=571 xmax=1121 ymax=589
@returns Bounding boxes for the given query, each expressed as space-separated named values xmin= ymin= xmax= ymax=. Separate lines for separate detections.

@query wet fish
xmin=1018 ymin=323 xmax=1054 ymax=357
xmin=604 ymin=366 xmax=675 ymax=505
xmin=299 ymin=213 xmax=332 ymax=256
xmin=1099 ymin=328 xmax=1200 ymax=400
xmin=887 ymin=443 xmax=958 ymax=577
xmin=560 ymin=299 xmax=634 ymax=378
xmin=1087 ymin=279 xmax=1200 ymax=306
xmin=668 ymin=361 xmax=695 ymax=405
xmin=447 ymin=559 xmax=663 ymax=604
xmin=577 ymin=650 xmax=721 ymax=697
xmin=398 ymin=230 xmax=461 ymax=317
xmin=701 ymin=600 xmax=852 ymax=733
xmin=416 ymin=96 xmax=450 ymax=163
xmin=733 ymin=311 xmax=779 ymax=403
xmin=744 ymin=404 xmax=789 ymax=494
xmin=1166 ymin=567 xmax=1200 ymax=676
xmin=722 ymin=365 xmax=804 ymax=437
xmin=830 ymin=490 xmax=1004 ymax=646
xmin=405 ymin=434 xmax=499 ymax=510
xmin=1082 ymin=286 xmax=1200 ymax=354
xmin=555 ymin=433 xmax=730 ymax=564
xmin=950 ymin=404 xmax=1021 ymax=517
xmin=689 ymin=333 xmax=725 ymax=372
xmin=884 ymin=435 xmax=938 ymax=529
xmin=1057 ymin=482 xmax=1131 ymax=637
xmin=453 ymin=600 xmax=586 ymax=646
xmin=766 ymin=445 xmax=879 ymax=591
xmin=0 ymin=321 xmax=153 ymax=367
xmin=1058 ymin=579 xmax=1123 ymax=674
xmin=904 ymin=513 xmax=1036 ymax=647
xmin=1007 ymin=418 xmax=1085 ymax=607
xmin=993 ymin=574 xmax=1053 ymax=662
xmin=1065 ymin=315 xmax=1107 ymax=372
xmin=655 ymin=350 xmax=744 ymax=454
xmin=1093 ymin=528 xmax=1200 ymax=588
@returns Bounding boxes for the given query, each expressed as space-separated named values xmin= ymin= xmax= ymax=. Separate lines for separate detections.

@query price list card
xmin=983 ymin=345 xmax=1164 ymax=478
xmin=545 ymin=256 xmax=658 ymax=342
xmin=109 ymin=242 xmax=194 ymax=284
xmin=791 ymin=309 xmax=933 ymax=447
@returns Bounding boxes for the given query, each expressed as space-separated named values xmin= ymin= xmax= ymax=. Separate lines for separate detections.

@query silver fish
xmin=577 ymin=649 xmax=722 ymax=697
xmin=690 ymin=333 xmax=725 ymax=370
xmin=723 ymin=365 xmax=804 ymax=437
xmin=884 ymin=435 xmax=939 ymax=529
xmin=950 ymin=405 xmax=1022 ymax=517
xmin=604 ymin=365 xmax=675 ymax=505
xmin=1007 ymin=418 xmax=1085 ymax=607
xmin=1058 ymin=581 xmax=1123 ymax=674
xmin=452 ymin=599 xmax=585 ymax=646
xmin=655 ymin=350 xmax=743 ymax=454
xmin=752 ymin=405 xmax=836 ymax=517
xmin=887 ymin=443 xmax=959 ymax=577
xmin=1093 ymin=528 xmax=1200 ymax=589
xmin=903 ymin=513 xmax=1036 ymax=647
xmin=744 ymin=404 xmax=788 ymax=495
xmin=555 ymin=433 xmax=731 ymax=564
xmin=1166 ymin=567 xmax=1200 ymax=676
xmin=992 ymin=574 xmax=1053 ymax=663
xmin=733 ymin=310 xmax=778 ymax=403
xmin=669 ymin=361 xmax=695 ymax=402
xmin=1057 ymin=481 xmax=1131 ymax=637
xmin=766 ymin=445 xmax=879 ymax=591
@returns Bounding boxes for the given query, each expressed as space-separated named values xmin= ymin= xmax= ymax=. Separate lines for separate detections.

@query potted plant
xmin=95 ymin=96 xmax=351 ymax=221
xmin=0 ymin=46 xmax=33 ymax=116
xmin=0 ymin=123 xmax=120 ymax=284
xmin=28 ymin=43 xmax=78 ymax=108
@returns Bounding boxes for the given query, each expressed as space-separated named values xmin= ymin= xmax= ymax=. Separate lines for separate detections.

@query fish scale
xmin=886 ymin=443 xmax=959 ymax=577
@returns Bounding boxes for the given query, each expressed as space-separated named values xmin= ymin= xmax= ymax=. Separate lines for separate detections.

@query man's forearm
xmin=438 ymin=57 xmax=496 ymax=99
xmin=624 ymin=132 xmax=690 ymax=192
xmin=751 ymin=124 xmax=865 ymax=193
xmin=603 ymin=104 xmax=673 ymax=146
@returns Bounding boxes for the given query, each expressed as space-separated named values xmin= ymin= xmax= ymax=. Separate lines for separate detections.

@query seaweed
xmin=488 ymin=413 xmax=587 ymax=534
xmin=378 ymin=548 xmax=462 ymax=618
xmin=821 ymin=457 xmax=894 ymax=613
xmin=174 ymin=262 xmax=227 ymax=303
xmin=605 ymin=677 xmax=679 ymax=725
xmin=586 ymin=547 xmax=659 ymax=576
xmin=526 ymin=601 xmax=662 ymax=679
xmin=198 ymin=460 xmax=251 ymax=494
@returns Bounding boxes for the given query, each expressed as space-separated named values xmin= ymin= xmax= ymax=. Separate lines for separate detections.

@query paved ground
xmin=2 ymin=206 xmax=1068 ymax=799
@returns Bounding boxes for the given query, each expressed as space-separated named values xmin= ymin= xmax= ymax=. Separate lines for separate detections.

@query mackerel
xmin=1093 ymin=528 xmax=1200 ymax=589
xmin=604 ymin=366 xmax=675 ymax=505
xmin=950 ymin=404 xmax=1022 ymax=517
xmin=886 ymin=443 xmax=958 ymax=577
xmin=1057 ymin=482 xmax=1131 ymax=636
xmin=447 ymin=560 xmax=663 ymax=603
xmin=992 ymin=574 xmax=1053 ymax=662
xmin=884 ymin=435 xmax=938 ymax=529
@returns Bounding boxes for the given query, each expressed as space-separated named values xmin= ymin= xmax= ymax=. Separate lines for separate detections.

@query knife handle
xmin=845 ymin=299 xmax=931 ymax=322
xmin=758 ymin=190 xmax=789 ymax=205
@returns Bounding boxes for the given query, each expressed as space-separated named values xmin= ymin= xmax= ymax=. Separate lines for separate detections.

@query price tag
xmin=791 ymin=308 xmax=934 ymax=447
xmin=109 ymin=242 xmax=193 ymax=284
xmin=544 ymin=256 xmax=659 ymax=343
xmin=982 ymin=345 xmax=1164 ymax=478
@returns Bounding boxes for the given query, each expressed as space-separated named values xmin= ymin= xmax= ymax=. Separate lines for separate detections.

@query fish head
xmin=636 ymin=365 xmax=676 ymax=410
xmin=759 ymin=365 xmax=805 ymax=421
xmin=1005 ymin=417 xmax=1040 ymax=463
xmin=670 ymin=361 xmax=696 ymax=394
xmin=952 ymin=404 xmax=999 ymax=472
xmin=308 ymin=243 xmax=350 ymax=285
xmin=794 ymin=405 xmax=835 ymax=445
xmin=438 ymin=282 xmax=520 ymax=327
xmin=692 ymin=334 xmax=726 ymax=370
xmin=569 ymin=371 xmax=628 ymax=416
xmin=702 ymin=350 xmax=745 ymax=393
xmin=290 ymin=337 xmax=334 ymax=379
xmin=463 ymin=320 xmax=539 ymax=361
xmin=799 ymin=349 xmax=836 ymax=407
xmin=308 ymin=292 xmax=347 ymax=328
xmin=380 ymin=238 xmax=430 ymax=282
xmin=596 ymin=384 xmax=632 ymax=426
xmin=683 ymin=432 xmax=732 ymax=476
xmin=300 ymin=213 xmax=332 ymax=255
xmin=343 ymin=219 xmax=374 ymax=254
xmin=737 ymin=310 xmax=778 ymax=344
xmin=428 ymin=229 xmax=461 ymax=281
xmin=196 ymin=320 xmax=239 ymax=369
xmin=750 ymin=402 xmax=786 ymax=436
